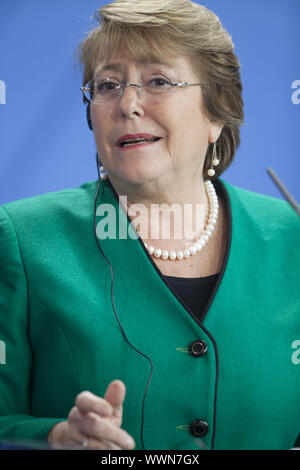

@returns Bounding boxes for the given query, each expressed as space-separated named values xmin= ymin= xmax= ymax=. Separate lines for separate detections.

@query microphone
xmin=266 ymin=168 xmax=300 ymax=217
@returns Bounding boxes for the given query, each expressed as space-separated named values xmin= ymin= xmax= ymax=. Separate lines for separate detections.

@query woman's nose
xmin=118 ymin=84 xmax=145 ymax=118
xmin=123 ymin=83 xmax=142 ymax=98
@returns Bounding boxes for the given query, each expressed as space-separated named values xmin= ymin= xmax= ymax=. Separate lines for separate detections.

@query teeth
xmin=121 ymin=137 xmax=159 ymax=147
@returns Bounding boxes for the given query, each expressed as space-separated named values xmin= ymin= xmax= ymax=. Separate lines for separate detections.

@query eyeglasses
xmin=81 ymin=76 xmax=207 ymax=105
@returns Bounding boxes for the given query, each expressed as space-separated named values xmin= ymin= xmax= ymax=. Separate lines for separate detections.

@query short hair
xmin=76 ymin=0 xmax=244 ymax=180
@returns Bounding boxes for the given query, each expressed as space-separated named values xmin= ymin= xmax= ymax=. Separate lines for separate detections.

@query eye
xmin=145 ymin=76 xmax=173 ymax=94
xmin=96 ymin=80 xmax=121 ymax=95
xmin=147 ymin=77 xmax=171 ymax=89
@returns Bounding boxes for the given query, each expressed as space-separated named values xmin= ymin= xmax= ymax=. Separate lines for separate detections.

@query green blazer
xmin=0 ymin=178 xmax=299 ymax=450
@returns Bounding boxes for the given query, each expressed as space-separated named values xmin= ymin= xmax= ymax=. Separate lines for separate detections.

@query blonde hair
xmin=76 ymin=0 xmax=244 ymax=180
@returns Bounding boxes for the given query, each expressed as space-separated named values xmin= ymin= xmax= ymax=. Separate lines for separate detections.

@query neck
xmin=109 ymin=174 xmax=210 ymax=248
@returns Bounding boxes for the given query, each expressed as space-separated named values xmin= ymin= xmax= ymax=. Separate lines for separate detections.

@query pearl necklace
xmin=143 ymin=180 xmax=219 ymax=261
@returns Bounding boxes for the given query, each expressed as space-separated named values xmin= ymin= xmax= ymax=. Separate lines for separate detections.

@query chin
xmin=115 ymin=165 xmax=161 ymax=186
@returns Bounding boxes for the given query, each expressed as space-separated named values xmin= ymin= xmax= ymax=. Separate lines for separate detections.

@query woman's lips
xmin=118 ymin=139 xmax=161 ymax=151
xmin=116 ymin=133 xmax=162 ymax=147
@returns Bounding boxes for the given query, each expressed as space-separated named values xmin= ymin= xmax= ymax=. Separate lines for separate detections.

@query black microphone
xmin=266 ymin=168 xmax=300 ymax=217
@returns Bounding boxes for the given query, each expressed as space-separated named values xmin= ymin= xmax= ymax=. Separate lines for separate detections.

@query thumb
xmin=104 ymin=380 xmax=126 ymax=422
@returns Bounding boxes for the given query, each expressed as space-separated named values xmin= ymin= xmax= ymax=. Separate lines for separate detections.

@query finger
xmin=68 ymin=405 xmax=81 ymax=423
xmin=75 ymin=391 xmax=113 ymax=417
xmin=72 ymin=409 xmax=135 ymax=450
xmin=94 ymin=438 xmax=122 ymax=450
xmin=64 ymin=425 xmax=122 ymax=451
xmin=81 ymin=438 xmax=122 ymax=450
xmin=104 ymin=380 xmax=126 ymax=421
xmin=63 ymin=426 xmax=88 ymax=450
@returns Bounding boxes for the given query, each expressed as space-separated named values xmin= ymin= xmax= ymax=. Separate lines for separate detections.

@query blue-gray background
xmin=0 ymin=0 xmax=299 ymax=205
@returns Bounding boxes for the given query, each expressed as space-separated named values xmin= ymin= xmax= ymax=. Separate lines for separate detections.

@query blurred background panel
xmin=0 ymin=0 xmax=299 ymax=204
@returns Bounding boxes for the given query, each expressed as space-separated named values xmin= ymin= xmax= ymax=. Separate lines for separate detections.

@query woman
xmin=0 ymin=0 xmax=299 ymax=451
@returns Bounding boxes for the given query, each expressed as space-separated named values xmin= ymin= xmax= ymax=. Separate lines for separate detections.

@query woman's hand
xmin=47 ymin=380 xmax=135 ymax=450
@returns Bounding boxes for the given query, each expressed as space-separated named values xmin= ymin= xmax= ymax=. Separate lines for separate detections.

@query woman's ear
xmin=208 ymin=122 xmax=223 ymax=143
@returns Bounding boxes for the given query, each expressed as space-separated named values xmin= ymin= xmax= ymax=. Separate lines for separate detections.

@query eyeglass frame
xmin=81 ymin=77 xmax=207 ymax=105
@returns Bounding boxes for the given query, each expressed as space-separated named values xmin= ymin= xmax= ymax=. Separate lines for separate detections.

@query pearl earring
xmin=207 ymin=141 xmax=220 ymax=177
xmin=100 ymin=166 xmax=108 ymax=180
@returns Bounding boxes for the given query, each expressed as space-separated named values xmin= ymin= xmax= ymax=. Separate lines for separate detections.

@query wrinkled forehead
xmin=94 ymin=56 xmax=181 ymax=77
xmin=94 ymin=43 xmax=171 ymax=75
xmin=93 ymin=47 xmax=201 ymax=84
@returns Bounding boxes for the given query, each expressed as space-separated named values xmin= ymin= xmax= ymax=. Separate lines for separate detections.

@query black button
xmin=189 ymin=340 xmax=207 ymax=357
xmin=189 ymin=419 xmax=209 ymax=437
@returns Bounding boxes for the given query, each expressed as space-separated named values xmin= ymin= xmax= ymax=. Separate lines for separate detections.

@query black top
xmin=163 ymin=273 xmax=220 ymax=321
xmin=160 ymin=179 xmax=227 ymax=322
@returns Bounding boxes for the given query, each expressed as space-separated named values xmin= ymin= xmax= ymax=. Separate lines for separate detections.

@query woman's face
xmin=90 ymin=49 xmax=222 ymax=192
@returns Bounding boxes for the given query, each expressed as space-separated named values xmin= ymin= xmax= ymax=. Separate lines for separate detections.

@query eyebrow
xmin=94 ymin=60 xmax=176 ymax=75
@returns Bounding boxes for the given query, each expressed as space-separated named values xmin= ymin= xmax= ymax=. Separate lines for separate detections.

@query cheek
xmin=92 ymin=111 xmax=114 ymax=155
xmin=163 ymin=104 xmax=208 ymax=151
xmin=165 ymin=105 xmax=210 ymax=169
xmin=183 ymin=106 xmax=210 ymax=155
